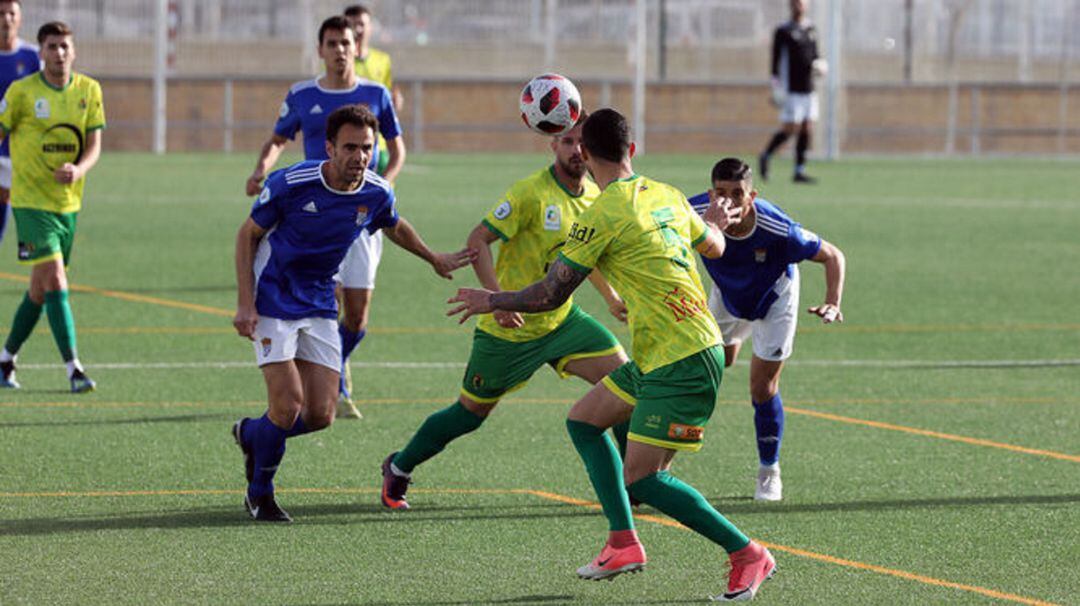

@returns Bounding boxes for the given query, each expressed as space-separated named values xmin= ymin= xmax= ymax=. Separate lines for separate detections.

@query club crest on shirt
xmin=257 ymin=186 xmax=271 ymax=205
xmin=260 ymin=338 xmax=272 ymax=357
xmin=493 ymin=201 xmax=511 ymax=220
xmin=356 ymin=205 xmax=368 ymax=226
xmin=754 ymin=248 xmax=767 ymax=263
xmin=543 ymin=204 xmax=561 ymax=231
xmin=34 ymin=98 xmax=49 ymax=119
xmin=79 ymin=98 xmax=87 ymax=110
xmin=15 ymin=61 xmax=24 ymax=75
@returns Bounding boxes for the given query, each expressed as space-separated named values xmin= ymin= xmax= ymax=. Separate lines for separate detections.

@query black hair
xmin=326 ymin=104 xmax=378 ymax=143
xmin=711 ymin=157 xmax=752 ymax=183
xmin=318 ymin=15 xmax=352 ymax=45
xmin=581 ymin=108 xmax=629 ymax=163
xmin=343 ymin=5 xmax=370 ymax=18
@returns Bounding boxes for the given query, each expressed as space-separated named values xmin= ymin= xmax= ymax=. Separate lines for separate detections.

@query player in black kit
xmin=759 ymin=0 xmax=825 ymax=184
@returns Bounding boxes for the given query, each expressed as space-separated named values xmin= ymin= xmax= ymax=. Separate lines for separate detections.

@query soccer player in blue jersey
xmin=688 ymin=157 xmax=845 ymax=501
xmin=231 ymin=105 xmax=473 ymax=522
xmin=0 ymin=0 xmax=38 ymax=244
xmin=244 ymin=15 xmax=406 ymax=419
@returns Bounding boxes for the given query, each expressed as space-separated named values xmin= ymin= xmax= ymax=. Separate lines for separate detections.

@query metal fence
xmin=15 ymin=0 xmax=1080 ymax=155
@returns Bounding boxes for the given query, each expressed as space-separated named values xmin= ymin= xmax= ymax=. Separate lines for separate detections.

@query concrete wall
xmin=98 ymin=77 xmax=1080 ymax=155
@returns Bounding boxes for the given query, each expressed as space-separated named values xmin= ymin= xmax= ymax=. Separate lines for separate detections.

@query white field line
xmin=16 ymin=358 xmax=1080 ymax=371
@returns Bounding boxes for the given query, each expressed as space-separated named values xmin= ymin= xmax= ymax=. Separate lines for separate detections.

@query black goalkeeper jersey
xmin=771 ymin=20 xmax=820 ymax=94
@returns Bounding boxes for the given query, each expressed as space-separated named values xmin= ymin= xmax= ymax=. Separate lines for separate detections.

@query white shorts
xmin=0 ymin=157 xmax=11 ymax=189
xmin=334 ymin=229 xmax=384 ymax=290
xmin=707 ymin=267 xmax=800 ymax=362
xmin=252 ymin=316 xmax=341 ymax=371
xmin=780 ymin=92 xmax=819 ymax=124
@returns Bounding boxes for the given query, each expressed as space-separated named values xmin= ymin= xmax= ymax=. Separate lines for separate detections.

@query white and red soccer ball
xmin=519 ymin=73 xmax=582 ymax=136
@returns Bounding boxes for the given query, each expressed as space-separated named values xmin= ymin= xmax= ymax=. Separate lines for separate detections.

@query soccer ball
xmin=519 ymin=73 xmax=582 ymax=136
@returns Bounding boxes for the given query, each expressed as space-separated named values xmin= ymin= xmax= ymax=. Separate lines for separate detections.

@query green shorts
xmin=461 ymin=305 xmax=623 ymax=403
xmin=13 ymin=208 xmax=77 ymax=266
xmin=602 ymin=345 xmax=725 ymax=452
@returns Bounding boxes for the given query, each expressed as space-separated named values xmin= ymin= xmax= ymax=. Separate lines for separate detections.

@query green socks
xmin=566 ymin=419 xmax=634 ymax=532
xmin=628 ymin=470 xmax=750 ymax=553
xmin=44 ymin=290 xmax=78 ymax=362
xmin=610 ymin=420 xmax=630 ymax=459
xmin=3 ymin=292 xmax=43 ymax=355
xmin=393 ymin=401 xmax=485 ymax=473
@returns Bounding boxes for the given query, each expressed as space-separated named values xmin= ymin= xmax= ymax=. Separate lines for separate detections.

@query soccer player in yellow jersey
xmin=381 ymin=116 xmax=630 ymax=510
xmin=344 ymin=4 xmax=401 ymax=176
xmin=449 ymin=109 xmax=777 ymax=601
xmin=0 ymin=21 xmax=103 ymax=393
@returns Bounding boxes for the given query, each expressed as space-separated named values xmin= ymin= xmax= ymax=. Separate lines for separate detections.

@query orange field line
xmin=0 ymin=485 xmax=1055 ymax=605
xmin=786 ymin=406 xmax=1080 ymax=463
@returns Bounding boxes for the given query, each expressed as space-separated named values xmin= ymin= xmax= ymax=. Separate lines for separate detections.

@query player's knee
xmin=750 ymin=381 xmax=780 ymax=404
xmin=341 ymin=314 xmax=367 ymax=333
xmin=307 ymin=408 xmax=335 ymax=430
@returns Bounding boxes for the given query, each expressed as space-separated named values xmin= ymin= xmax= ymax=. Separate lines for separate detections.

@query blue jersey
xmin=273 ymin=78 xmax=401 ymax=170
xmin=0 ymin=40 xmax=39 ymax=157
xmin=250 ymin=160 xmax=399 ymax=320
xmin=689 ymin=194 xmax=821 ymax=320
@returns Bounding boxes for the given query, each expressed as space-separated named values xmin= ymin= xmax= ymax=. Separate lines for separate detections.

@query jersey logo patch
xmin=567 ymin=222 xmax=595 ymax=244
xmin=278 ymin=101 xmax=289 ymax=118
xmin=356 ymin=205 xmax=368 ymax=225
xmin=668 ymin=423 xmax=704 ymax=441
xmin=754 ymin=248 xmax=767 ymax=263
xmin=34 ymin=98 xmax=49 ymax=119
xmin=310 ymin=104 xmax=323 ymax=115
xmin=302 ymin=201 xmax=319 ymax=213
xmin=257 ymin=186 xmax=271 ymax=205
xmin=0 ymin=98 xmax=7 ymax=115
xmin=798 ymin=227 xmax=818 ymax=243
xmin=493 ymin=201 xmax=511 ymax=220
xmin=543 ymin=205 xmax=561 ymax=231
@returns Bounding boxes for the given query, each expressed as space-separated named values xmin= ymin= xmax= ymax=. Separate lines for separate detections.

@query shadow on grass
xmin=0 ymin=502 xmax=602 ymax=537
xmin=0 ymin=412 xmax=236 ymax=428
xmin=331 ymin=598 xmax=703 ymax=606
xmin=707 ymin=492 xmax=1080 ymax=515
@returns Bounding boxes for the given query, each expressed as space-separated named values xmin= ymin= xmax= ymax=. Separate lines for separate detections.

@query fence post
xmin=970 ymin=86 xmax=981 ymax=155
xmin=223 ymin=79 xmax=234 ymax=153
xmin=945 ymin=81 xmax=958 ymax=155
xmin=411 ymin=80 xmax=424 ymax=153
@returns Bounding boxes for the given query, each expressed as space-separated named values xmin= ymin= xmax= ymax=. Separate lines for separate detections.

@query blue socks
xmin=241 ymin=414 xmax=289 ymax=500
xmin=0 ymin=203 xmax=8 ymax=245
xmin=285 ymin=416 xmax=309 ymax=438
xmin=338 ymin=325 xmax=366 ymax=395
xmin=753 ymin=393 xmax=784 ymax=466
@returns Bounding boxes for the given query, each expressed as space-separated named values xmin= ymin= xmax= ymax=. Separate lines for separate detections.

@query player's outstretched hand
xmin=807 ymin=303 xmax=843 ymax=324
xmin=431 ymin=247 xmax=478 ymax=280
xmin=494 ymin=310 xmax=525 ymax=329
xmin=447 ymin=287 xmax=494 ymax=324
xmin=233 ymin=305 xmax=259 ymax=339
xmin=608 ymin=299 xmax=628 ymax=323
xmin=245 ymin=173 xmax=265 ymax=197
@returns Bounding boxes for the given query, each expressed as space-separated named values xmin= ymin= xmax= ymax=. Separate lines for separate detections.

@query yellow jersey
xmin=355 ymin=48 xmax=393 ymax=90
xmin=479 ymin=165 xmax=600 ymax=342
xmin=0 ymin=72 xmax=105 ymax=213
xmin=559 ymin=174 xmax=720 ymax=373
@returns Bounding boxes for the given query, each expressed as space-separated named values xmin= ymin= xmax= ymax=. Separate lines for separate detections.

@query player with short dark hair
xmin=245 ymin=15 xmax=407 ymax=419
xmin=0 ymin=0 xmax=38 ymax=245
xmin=232 ymin=104 xmax=472 ymax=522
xmin=688 ymin=158 xmax=845 ymax=501
xmin=0 ymin=20 xmax=103 ymax=393
xmin=759 ymin=0 xmax=824 ymax=184
xmin=380 ymin=115 xmax=630 ymax=510
xmin=448 ymin=108 xmax=776 ymax=602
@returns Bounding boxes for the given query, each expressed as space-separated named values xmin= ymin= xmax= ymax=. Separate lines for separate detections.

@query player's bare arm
xmin=806 ymin=239 xmax=846 ymax=323
xmin=382 ymin=135 xmax=406 ymax=184
xmin=466 ymin=223 xmax=524 ymax=329
xmin=385 ymin=217 xmax=477 ymax=279
xmin=447 ymin=257 xmax=586 ymax=323
xmin=587 ymin=270 xmax=627 ymax=323
xmin=245 ymin=134 xmax=289 ymax=196
xmin=55 ymin=129 xmax=102 ymax=185
xmin=233 ymin=217 xmax=267 ymax=339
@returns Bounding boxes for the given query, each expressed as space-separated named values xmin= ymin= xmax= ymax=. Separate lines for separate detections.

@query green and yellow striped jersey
xmin=479 ymin=165 xmax=600 ymax=342
xmin=559 ymin=174 xmax=720 ymax=373
xmin=0 ymin=72 xmax=105 ymax=213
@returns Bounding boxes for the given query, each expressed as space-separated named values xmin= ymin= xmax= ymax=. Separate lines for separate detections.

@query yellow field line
xmin=0 ymin=485 xmax=1057 ymax=605
xmin=0 ymin=272 xmax=233 ymax=317
xmin=787 ymin=406 xmax=1080 ymax=463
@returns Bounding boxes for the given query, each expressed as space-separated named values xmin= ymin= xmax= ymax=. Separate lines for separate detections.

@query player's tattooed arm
xmin=492 ymin=258 xmax=587 ymax=313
